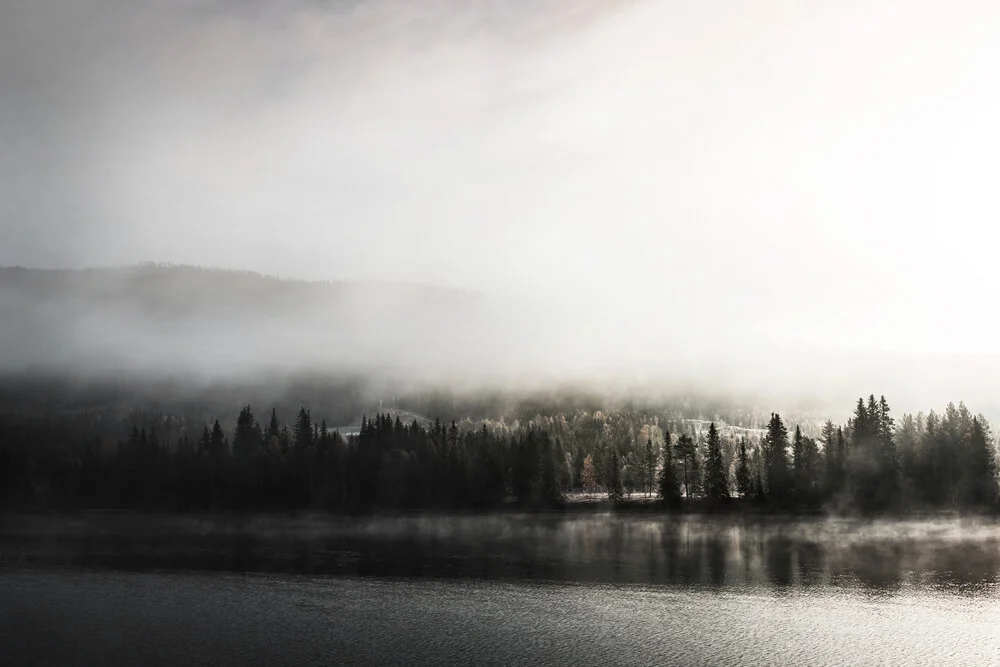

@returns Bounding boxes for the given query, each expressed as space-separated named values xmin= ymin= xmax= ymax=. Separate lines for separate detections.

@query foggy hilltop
xmin=0 ymin=263 xmax=509 ymax=382
xmin=3 ymin=263 xmax=1000 ymax=425
xmin=6 ymin=1 xmax=1000 ymax=421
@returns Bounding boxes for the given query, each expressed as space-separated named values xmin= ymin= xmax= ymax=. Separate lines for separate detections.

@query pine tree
xmin=644 ymin=438 xmax=657 ymax=497
xmin=233 ymin=405 xmax=260 ymax=460
xmin=210 ymin=419 xmax=226 ymax=459
xmin=554 ymin=436 xmax=571 ymax=491
xmin=294 ymin=408 xmax=312 ymax=453
xmin=581 ymin=454 xmax=599 ymax=496
xmin=659 ymin=430 xmax=681 ymax=507
xmin=962 ymin=418 xmax=998 ymax=507
xmin=764 ymin=413 xmax=790 ymax=505
xmin=198 ymin=425 xmax=211 ymax=457
xmin=703 ymin=423 xmax=729 ymax=502
xmin=608 ymin=447 xmax=624 ymax=504
xmin=821 ymin=420 xmax=837 ymax=498
xmin=792 ymin=425 xmax=806 ymax=500
xmin=754 ymin=465 xmax=765 ymax=503
xmin=539 ymin=431 xmax=563 ymax=506
xmin=674 ymin=434 xmax=697 ymax=500
xmin=836 ymin=426 xmax=847 ymax=489
xmin=875 ymin=395 xmax=900 ymax=508
xmin=735 ymin=437 xmax=751 ymax=499
xmin=572 ymin=447 xmax=586 ymax=490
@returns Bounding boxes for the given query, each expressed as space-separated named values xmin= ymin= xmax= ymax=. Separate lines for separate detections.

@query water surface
xmin=2 ymin=514 xmax=999 ymax=665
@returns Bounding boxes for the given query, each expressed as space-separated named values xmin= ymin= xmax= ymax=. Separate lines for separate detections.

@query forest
xmin=0 ymin=392 xmax=996 ymax=514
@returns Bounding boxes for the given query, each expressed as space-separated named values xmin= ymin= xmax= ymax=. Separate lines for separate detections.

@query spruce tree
xmin=608 ymin=447 xmax=624 ymax=504
xmin=764 ymin=413 xmax=790 ymax=505
xmin=821 ymin=420 xmax=837 ymax=498
xmin=659 ymin=430 xmax=682 ymax=507
xmin=674 ymin=434 xmax=697 ymax=500
xmin=792 ymin=425 xmax=805 ymax=500
xmin=572 ymin=447 xmax=586 ymax=490
xmin=735 ymin=437 xmax=751 ymax=499
xmin=703 ymin=422 xmax=729 ymax=502
xmin=294 ymin=408 xmax=312 ymax=453
xmin=233 ymin=405 xmax=260 ymax=460
xmin=962 ymin=418 xmax=998 ymax=507
xmin=210 ymin=419 xmax=226 ymax=459
xmin=645 ymin=438 xmax=657 ymax=497
xmin=539 ymin=432 xmax=563 ymax=506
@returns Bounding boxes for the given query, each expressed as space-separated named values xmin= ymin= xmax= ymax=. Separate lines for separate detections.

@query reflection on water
xmin=3 ymin=514 xmax=1000 ymax=596
xmin=6 ymin=515 xmax=1000 ymax=666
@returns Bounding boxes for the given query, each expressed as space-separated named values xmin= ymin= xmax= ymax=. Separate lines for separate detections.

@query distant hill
xmin=5 ymin=264 xmax=1000 ymax=425
xmin=0 ymin=264 xmax=517 ymax=381
xmin=0 ymin=263 xmax=482 ymax=323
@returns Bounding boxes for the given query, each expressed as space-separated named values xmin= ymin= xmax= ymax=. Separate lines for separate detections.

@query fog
xmin=8 ymin=512 xmax=1000 ymax=593
xmin=3 ymin=1 xmax=1000 ymax=415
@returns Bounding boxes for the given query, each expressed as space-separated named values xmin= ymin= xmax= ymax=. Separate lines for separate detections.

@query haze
xmin=3 ymin=0 xmax=1000 ymax=415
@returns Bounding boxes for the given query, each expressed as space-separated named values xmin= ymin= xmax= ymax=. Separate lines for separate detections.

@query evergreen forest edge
xmin=2 ymin=391 xmax=998 ymax=516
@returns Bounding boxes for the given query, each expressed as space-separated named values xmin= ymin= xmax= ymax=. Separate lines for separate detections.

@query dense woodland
xmin=0 ymin=392 xmax=996 ymax=514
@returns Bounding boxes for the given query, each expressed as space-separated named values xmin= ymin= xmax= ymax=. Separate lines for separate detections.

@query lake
xmin=2 ymin=513 xmax=1000 ymax=665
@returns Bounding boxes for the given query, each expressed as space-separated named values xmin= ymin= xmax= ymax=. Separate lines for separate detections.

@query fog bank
xmin=4 ymin=1 xmax=1000 ymax=414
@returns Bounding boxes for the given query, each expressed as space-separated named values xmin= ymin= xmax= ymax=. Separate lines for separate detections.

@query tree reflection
xmin=4 ymin=515 xmax=1000 ymax=596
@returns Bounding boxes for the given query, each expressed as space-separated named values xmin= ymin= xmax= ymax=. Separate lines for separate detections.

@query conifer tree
xmin=608 ymin=447 xmax=624 ymax=503
xmin=735 ymin=437 xmax=751 ymax=499
xmin=581 ymin=454 xmax=599 ymax=496
xmin=659 ymin=430 xmax=681 ymax=507
xmin=674 ymin=434 xmax=697 ymax=500
xmin=210 ymin=419 xmax=226 ymax=459
xmin=703 ymin=422 xmax=729 ymax=502
xmin=294 ymin=408 xmax=312 ymax=453
xmin=233 ymin=405 xmax=260 ymax=460
xmin=644 ymin=438 xmax=657 ymax=497
xmin=962 ymin=418 xmax=998 ymax=506
xmin=763 ymin=413 xmax=790 ymax=504
xmin=821 ymin=420 xmax=837 ymax=496
xmin=792 ymin=425 xmax=805 ymax=500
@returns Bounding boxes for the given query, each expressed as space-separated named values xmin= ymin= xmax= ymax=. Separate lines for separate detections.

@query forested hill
xmin=0 ymin=264 xmax=513 ymax=380
xmin=0 ymin=264 xmax=477 ymax=318
xmin=5 ymin=264 xmax=1000 ymax=426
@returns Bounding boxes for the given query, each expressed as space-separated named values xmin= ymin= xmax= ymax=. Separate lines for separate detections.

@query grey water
xmin=2 ymin=514 xmax=1000 ymax=665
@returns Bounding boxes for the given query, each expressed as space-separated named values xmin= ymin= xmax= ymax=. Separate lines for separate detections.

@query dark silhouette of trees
xmin=674 ymin=434 xmax=697 ymax=500
xmin=821 ymin=420 xmax=840 ymax=498
xmin=0 ymin=392 xmax=998 ymax=515
xmin=847 ymin=395 xmax=900 ymax=513
xmin=644 ymin=438 xmax=657 ymax=497
xmin=581 ymin=454 xmax=598 ymax=496
xmin=763 ymin=413 xmax=790 ymax=506
xmin=703 ymin=423 xmax=729 ymax=502
xmin=962 ymin=418 xmax=998 ymax=507
xmin=792 ymin=426 xmax=821 ymax=506
xmin=659 ymin=429 xmax=681 ymax=507
xmin=607 ymin=447 xmax=624 ymax=504
xmin=735 ymin=437 xmax=751 ymax=499
xmin=233 ymin=406 xmax=261 ymax=461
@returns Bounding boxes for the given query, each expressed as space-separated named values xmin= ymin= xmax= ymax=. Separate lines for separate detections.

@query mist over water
xmin=4 ymin=514 xmax=1000 ymax=666
xmin=5 ymin=513 xmax=1000 ymax=594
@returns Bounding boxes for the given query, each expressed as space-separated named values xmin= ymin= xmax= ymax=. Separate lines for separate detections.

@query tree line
xmin=0 ymin=394 xmax=996 ymax=514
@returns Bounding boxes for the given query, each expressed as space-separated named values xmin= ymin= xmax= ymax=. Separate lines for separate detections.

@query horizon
xmin=4 ymin=261 xmax=1000 ymax=421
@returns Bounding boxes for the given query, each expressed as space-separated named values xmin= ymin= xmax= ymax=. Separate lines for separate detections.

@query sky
xmin=3 ymin=0 xmax=1000 ymax=410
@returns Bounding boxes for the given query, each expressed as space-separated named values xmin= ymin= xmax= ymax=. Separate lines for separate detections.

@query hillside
xmin=0 ymin=264 xmax=516 ymax=381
